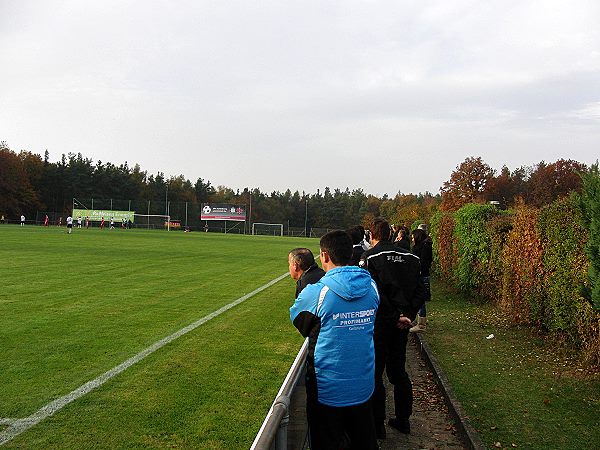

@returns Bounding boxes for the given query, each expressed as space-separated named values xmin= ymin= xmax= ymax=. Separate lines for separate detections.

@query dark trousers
xmin=373 ymin=323 xmax=412 ymax=424
xmin=306 ymin=395 xmax=378 ymax=450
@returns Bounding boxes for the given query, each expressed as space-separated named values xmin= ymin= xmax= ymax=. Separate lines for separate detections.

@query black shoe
xmin=387 ymin=417 xmax=410 ymax=434
xmin=376 ymin=422 xmax=386 ymax=439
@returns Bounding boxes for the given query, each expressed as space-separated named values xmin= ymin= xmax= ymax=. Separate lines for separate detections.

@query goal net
xmin=252 ymin=222 xmax=284 ymax=236
xmin=133 ymin=214 xmax=172 ymax=230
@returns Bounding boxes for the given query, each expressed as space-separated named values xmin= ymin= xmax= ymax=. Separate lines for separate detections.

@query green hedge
xmin=453 ymin=203 xmax=501 ymax=294
xmin=538 ymin=197 xmax=590 ymax=334
xmin=579 ymin=163 xmax=600 ymax=311
xmin=430 ymin=192 xmax=600 ymax=366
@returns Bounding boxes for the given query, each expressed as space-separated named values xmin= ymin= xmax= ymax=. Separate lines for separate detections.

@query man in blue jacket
xmin=290 ymin=230 xmax=380 ymax=450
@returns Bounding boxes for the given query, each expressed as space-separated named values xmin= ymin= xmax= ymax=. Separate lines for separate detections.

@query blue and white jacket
xmin=290 ymin=266 xmax=379 ymax=407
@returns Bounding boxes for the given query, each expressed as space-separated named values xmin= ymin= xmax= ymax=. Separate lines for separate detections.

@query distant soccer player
xmin=100 ymin=217 xmax=105 ymax=229
xmin=44 ymin=215 xmax=49 ymax=226
xmin=66 ymin=215 xmax=73 ymax=234
xmin=110 ymin=217 xmax=115 ymax=229
xmin=20 ymin=215 xmax=25 ymax=226
xmin=77 ymin=216 xmax=82 ymax=228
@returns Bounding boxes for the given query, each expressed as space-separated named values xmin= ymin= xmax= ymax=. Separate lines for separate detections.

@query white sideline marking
xmin=0 ymin=272 xmax=289 ymax=446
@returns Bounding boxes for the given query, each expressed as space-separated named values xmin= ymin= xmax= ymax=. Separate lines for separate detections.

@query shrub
xmin=453 ymin=203 xmax=499 ymax=295
xmin=538 ymin=196 xmax=590 ymax=335
xmin=578 ymin=163 xmax=600 ymax=311
xmin=430 ymin=210 xmax=456 ymax=281
xmin=500 ymin=206 xmax=543 ymax=324
xmin=479 ymin=214 xmax=513 ymax=302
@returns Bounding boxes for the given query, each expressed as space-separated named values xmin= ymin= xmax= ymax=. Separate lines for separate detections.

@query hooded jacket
xmin=290 ymin=266 xmax=379 ymax=407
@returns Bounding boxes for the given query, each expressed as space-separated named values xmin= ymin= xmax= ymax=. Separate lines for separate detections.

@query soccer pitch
xmin=0 ymin=226 xmax=315 ymax=449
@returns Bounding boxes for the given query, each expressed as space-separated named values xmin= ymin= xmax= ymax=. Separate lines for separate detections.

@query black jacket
xmin=394 ymin=237 xmax=410 ymax=251
xmin=359 ymin=240 xmax=427 ymax=322
xmin=349 ymin=244 xmax=364 ymax=266
xmin=295 ymin=263 xmax=326 ymax=298
xmin=412 ymin=238 xmax=433 ymax=277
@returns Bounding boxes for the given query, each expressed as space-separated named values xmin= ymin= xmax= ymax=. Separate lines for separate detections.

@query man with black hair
xmin=288 ymin=248 xmax=325 ymax=298
xmin=360 ymin=218 xmax=427 ymax=438
xmin=290 ymin=230 xmax=380 ymax=450
xmin=346 ymin=226 xmax=365 ymax=266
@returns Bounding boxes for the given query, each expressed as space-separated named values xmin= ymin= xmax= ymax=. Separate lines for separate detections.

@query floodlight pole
xmin=248 ymin=189 xmax=252 ymax=235
xmin=165 ymin=182 xmax=169 ymax=217
xmin=304 ymin=198 xmax=308 ymax=237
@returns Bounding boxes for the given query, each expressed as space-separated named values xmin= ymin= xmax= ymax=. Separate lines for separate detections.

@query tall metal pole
xmin=304 ymin=198 xmax=308 ymax=237
xmin=249 ymin=189 xmax=252 ymax=235
xmin=165 ymin=183 xmax=169 ymax=217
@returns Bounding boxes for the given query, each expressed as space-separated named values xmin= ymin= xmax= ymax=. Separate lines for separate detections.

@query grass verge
xmin=425 ymin=279 xmax=600 ymax=450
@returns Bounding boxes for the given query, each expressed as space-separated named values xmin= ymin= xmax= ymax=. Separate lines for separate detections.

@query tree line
xmin=0 ymin=140 xmax=592 ymax=230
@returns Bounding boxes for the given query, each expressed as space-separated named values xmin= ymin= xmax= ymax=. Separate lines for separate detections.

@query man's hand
xmin=396 ymin=315 xmax=412 ymax=329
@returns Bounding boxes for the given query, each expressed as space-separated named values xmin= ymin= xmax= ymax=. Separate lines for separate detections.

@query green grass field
xmin=0 ymin=225 xmax=315 ymax=449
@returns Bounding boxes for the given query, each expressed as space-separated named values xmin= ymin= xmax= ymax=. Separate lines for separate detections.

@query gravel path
xmin=379 ymin=336 xmax=468 ymax=450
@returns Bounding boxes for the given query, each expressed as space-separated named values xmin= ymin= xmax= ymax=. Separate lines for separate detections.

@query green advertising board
xmin=72 ymin=209 xmax=135 ymax=222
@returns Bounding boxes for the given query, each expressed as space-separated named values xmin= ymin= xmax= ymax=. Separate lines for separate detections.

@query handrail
xmin=250 ymin=339 xmax=309 ymax=450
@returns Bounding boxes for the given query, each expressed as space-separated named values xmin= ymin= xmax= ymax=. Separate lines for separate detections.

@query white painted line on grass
xmin=0 ymin=272 xmax=290 ymax=446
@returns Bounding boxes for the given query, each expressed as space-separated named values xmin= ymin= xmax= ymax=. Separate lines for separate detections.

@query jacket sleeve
xmin=290 ymin=284 xmax=320 ymax=337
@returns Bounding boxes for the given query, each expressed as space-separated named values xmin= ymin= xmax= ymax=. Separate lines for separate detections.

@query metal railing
xmin=250 ymin=339 xmax=309 ymax=450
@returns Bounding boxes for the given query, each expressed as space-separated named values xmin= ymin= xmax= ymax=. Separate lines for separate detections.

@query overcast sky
xmin=1 ymin=0 xmax=599 ymax=196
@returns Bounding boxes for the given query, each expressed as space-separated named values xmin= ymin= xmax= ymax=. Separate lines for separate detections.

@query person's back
xmin=291 ymin=265 xmax=379 ymax=405
xmin=290 ymin=230 xmax=379 ymax=450
xmin=361 ymin=238 xmax=422 ymax=323
xmin=360 ymin=218 xmax=427 ymax=438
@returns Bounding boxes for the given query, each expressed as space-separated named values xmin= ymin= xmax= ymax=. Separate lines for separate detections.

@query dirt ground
xmin=379 ymin=336 xmax=468 ymax=450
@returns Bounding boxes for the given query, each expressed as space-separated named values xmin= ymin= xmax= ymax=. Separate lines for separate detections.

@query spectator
xmin=394 ymin=226 xmax=410 ymax=250
xmin=360 ymin=218 xmax=427 ymax=437
xmin=290 ymin=231 xmax=380 ymax=450
xmin=288 ymin=248 xmax=325 ymax=298
xmin=390 ymin=224 xmax=400 ymax=242
xmin=410 ymin=228 xmax=433 ymax=333
xmin=346 ymin=226 xmax=366 ymax=266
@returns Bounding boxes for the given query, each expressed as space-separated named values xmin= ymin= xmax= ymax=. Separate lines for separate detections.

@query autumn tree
xmin=484 ymin=165 xmax=528 ymax=207
xmin=0 ymin=143 xmax=41 ymax=217
xmin=526 ymin=159 xmax=587 ymax=207
xmin=440 ymin=156 xmax=495 ymax=211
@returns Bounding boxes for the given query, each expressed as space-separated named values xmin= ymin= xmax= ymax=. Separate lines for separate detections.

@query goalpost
xmin=133 ymin=214 xmax=172 ymax=231
xmin=252 ymin=222 xmax=284 ymax=236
